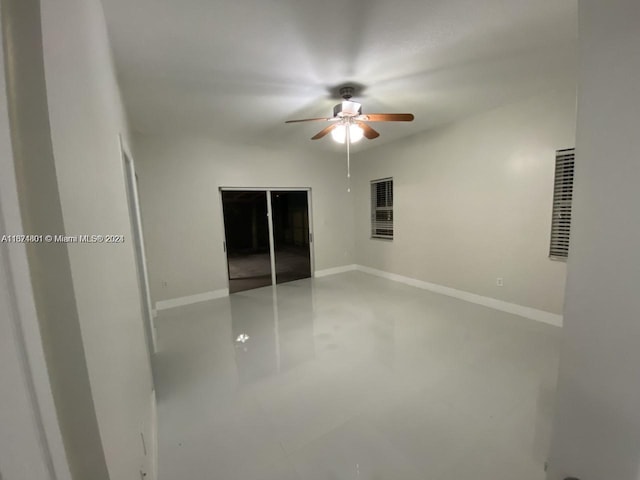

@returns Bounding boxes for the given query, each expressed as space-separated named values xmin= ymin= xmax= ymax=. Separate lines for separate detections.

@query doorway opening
xmin=220 ymin=188 xmax=313 ymax=294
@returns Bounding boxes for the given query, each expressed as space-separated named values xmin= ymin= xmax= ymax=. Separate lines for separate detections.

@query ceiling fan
xmin=285 ymin=86 xmax=415 ymax=143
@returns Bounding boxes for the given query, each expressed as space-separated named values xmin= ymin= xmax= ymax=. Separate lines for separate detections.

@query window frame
xmin=370 ymin=177 xmax=394 ymax=240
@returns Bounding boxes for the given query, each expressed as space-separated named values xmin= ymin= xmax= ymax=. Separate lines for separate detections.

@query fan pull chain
xmin=346 ymin=121 xmax=351 ymax=193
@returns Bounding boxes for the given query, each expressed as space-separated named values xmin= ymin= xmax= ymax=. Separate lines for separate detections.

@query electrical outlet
xmin=496 ymin=277 xmax=504 ymax=287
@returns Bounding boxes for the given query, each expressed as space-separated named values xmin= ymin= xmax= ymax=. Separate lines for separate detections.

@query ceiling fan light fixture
xmin=331 ymin=124 xmax=364 ymax=144
xmin=285 ymin=86 xmax=414 ymax=188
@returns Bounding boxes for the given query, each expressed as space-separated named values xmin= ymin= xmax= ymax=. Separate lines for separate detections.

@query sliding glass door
xmin=221 ymin=189 xmax=312 ymax=293
xmin=270 ymin=191 xmax=311 ymax=284
xmin=221 ymin=191 xmax=273 ymax=294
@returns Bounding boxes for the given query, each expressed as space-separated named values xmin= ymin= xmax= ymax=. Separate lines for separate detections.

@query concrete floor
xmin=154 ymin=271 xmax=560 ymax=480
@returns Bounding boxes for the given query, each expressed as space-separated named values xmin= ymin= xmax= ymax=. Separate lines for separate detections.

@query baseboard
xmin=151 ymin=266 xmax=561 ymax=327
xmin=314 ymin=264 xmax=357 ymax=278
xmin=355 ymin=265 xmax=563 ymax=327
xmin=154 ymin=267 xmax=356 ymax=310
xmin=155 ymin=288 xmax=229 ymax=311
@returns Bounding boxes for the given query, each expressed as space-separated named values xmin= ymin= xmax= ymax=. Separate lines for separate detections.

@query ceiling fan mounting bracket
xmin=339 ymin=86 xmax=355 ymax=100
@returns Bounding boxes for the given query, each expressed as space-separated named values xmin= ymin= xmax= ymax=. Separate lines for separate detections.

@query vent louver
xmin=549 ymin=148 xmax=575 ymax=259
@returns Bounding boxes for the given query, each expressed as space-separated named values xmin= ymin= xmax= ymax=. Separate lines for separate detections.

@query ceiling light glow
xmin=331 ymin=124 xmax=364 ymax=144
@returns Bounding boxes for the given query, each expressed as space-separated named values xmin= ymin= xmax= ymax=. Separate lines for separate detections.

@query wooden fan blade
xmin=285 ymin=117 xmax=333 ymax=123
xmin=359 ymin=113 xmax=414 ymax=122
xmin=356 ymin=121 xmax=380 ymax=139
xmin=311 ymin=124 xmax=337 ymax=140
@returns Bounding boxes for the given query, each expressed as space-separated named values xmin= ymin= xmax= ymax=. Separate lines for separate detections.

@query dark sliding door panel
xmin=221 ymin=191 xmax=272 ymax=293
xmin=270 ymin=191 xmax=311 ymax=284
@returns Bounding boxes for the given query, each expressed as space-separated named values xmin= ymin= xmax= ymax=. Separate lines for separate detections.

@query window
xmin=371 ymin=178 xmax=393 ymax=239
xmin=549 ymin=148 xmax=575 ymax=259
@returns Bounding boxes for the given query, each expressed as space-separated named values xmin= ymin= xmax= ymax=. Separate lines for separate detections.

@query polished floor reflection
xmin=154 ymin=271 xmax=560 ymax=480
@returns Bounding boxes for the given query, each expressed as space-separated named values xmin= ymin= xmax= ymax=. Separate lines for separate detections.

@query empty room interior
xmin=1 ymin=1 xmax=640 ymax=480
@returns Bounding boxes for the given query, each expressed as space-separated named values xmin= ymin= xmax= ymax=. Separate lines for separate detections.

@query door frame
xmin=218 ymin=187 xmax=315 ymax=290
xmin=120 ymin=136 xmax=157 ymax=362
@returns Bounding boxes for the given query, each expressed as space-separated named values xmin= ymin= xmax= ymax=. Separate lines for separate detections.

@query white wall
xmin=133 ymin=134 xmax=355 ymax=303
xmin=39 ymin=1 xmax=155 ymax=479
xmin=2 ymin=0 xmax=111 ymax=477
xmin=547 ymin=1 xmax=640 ymax=479
xmin=0 ymin=252 xmax=54 ymax=480
xmin=0 ymin=5 xmax=69 ymax=476
xmin=352 ymin=87 xmax=576 ymax=316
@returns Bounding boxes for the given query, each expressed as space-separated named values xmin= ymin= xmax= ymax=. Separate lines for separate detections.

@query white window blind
xmin=371 ymin=178 xmax=393 ymax=239
xmin=549 ymin=148 xmax=575 ymax=259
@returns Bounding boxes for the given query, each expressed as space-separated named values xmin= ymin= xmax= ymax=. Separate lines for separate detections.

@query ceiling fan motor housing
xmin=333 ymin=100 xmax=362 ymax=118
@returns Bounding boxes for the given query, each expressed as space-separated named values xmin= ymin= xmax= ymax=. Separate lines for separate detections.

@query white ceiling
xmin=102 ymin=0 xmax=577 ymax=152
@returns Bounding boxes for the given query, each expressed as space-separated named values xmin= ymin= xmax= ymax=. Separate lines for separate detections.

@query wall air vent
xmin=549 ymin=148 xmax=575 ymax=259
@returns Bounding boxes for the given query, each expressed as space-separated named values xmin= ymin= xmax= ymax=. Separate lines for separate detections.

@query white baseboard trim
xmin=314 ymin=264 xmax=357 ymax=278
xmin=155 ymin=288 xmax=229 ymax=311
xmin=152 ymin=266 xmax=561 ymax=327
xmin=355 ymin=265 xmax=563 ymax=327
